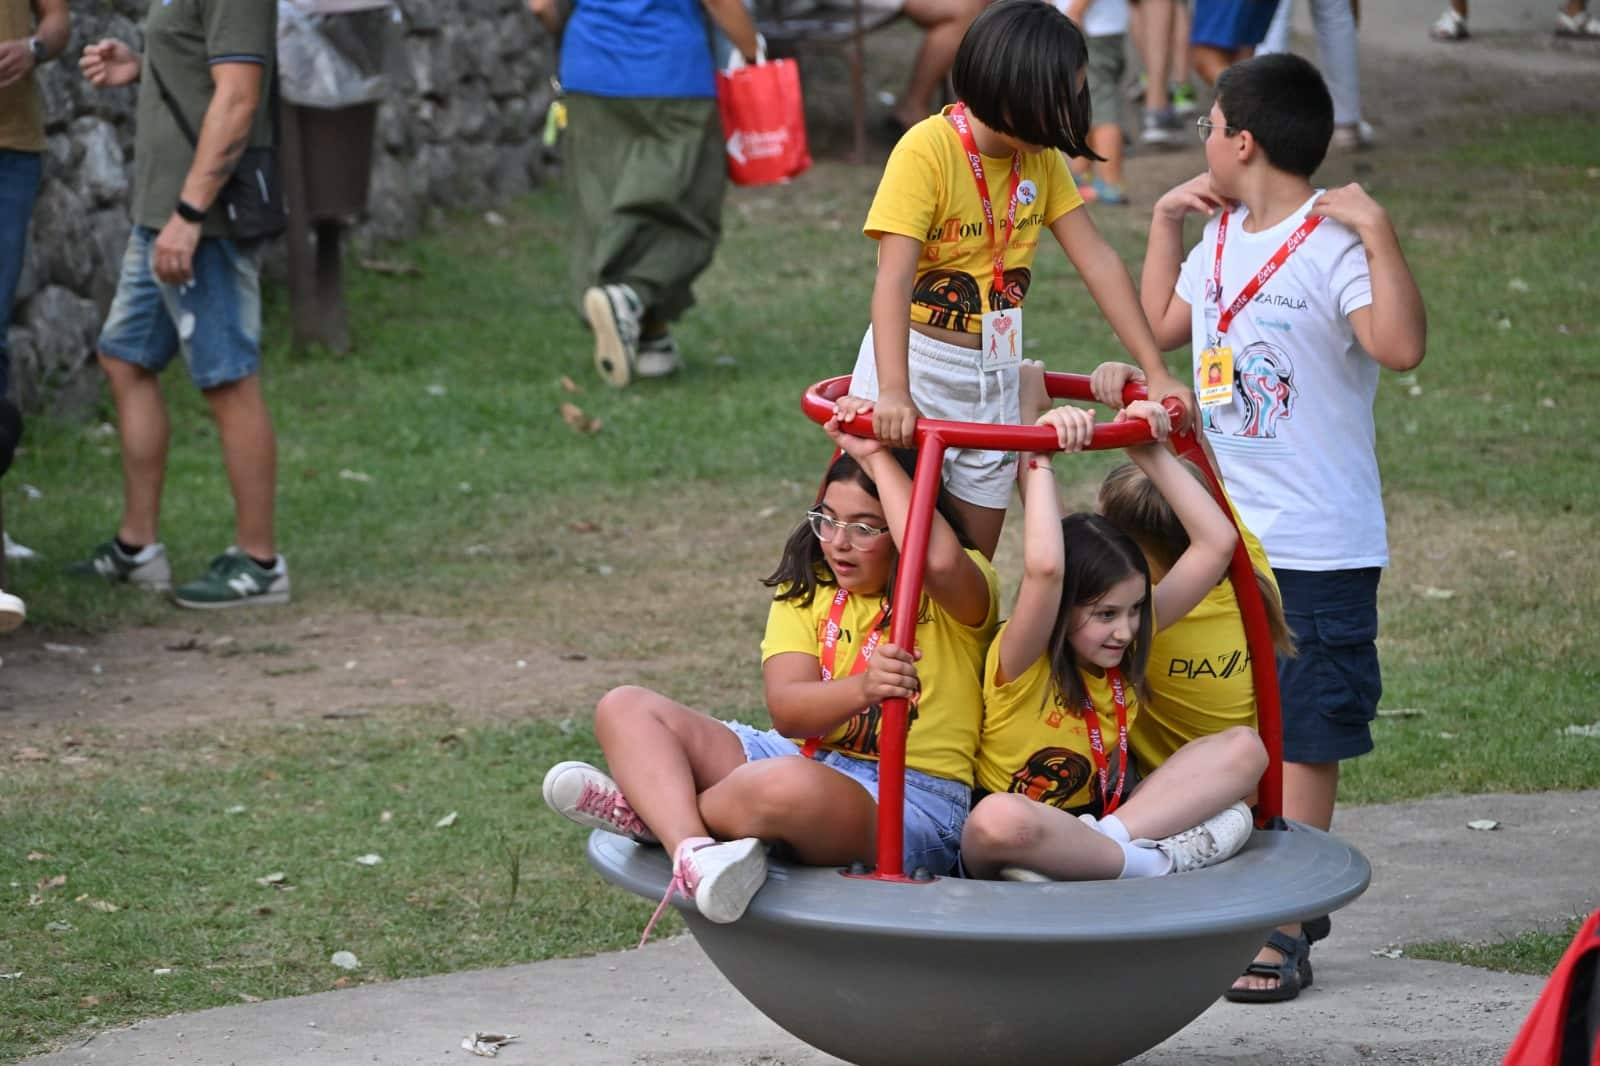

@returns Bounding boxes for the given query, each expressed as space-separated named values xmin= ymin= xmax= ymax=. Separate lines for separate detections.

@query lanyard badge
xmin=1198 ymin=209 xmax=1325 ymax=409
xmin=948 ymin=104 xmax=1024 ymax=370
xmin=1081 ymin=668 xmax=1129 ymax=816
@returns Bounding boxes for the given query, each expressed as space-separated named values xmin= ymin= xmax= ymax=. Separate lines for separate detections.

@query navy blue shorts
xmin=1192 ymin=0 xmax=1280 ymax=49
xmin=1275 ymin=568 xmax=1382 ymax=764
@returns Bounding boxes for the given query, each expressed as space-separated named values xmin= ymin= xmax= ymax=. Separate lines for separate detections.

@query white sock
xmin=1097 ymin=814 xmax=1132 ymax=844
xmin=1116 ymin=840 xmax=1174 ymax=879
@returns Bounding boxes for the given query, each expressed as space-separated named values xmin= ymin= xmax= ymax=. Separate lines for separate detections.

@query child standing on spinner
xmin=836 ymin=0 xmax=1191 ymax=560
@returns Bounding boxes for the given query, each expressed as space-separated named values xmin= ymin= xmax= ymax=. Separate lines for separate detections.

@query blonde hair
xmin=1097 ymin=460 xmax=1296 ymax=657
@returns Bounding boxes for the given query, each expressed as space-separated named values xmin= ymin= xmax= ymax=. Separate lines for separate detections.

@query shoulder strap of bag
xmin=147 ymin=56 xmax=280 ymax=151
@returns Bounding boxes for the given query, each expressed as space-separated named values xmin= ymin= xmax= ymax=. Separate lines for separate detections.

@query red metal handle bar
xmin=800 ymin=373 xmax=1283 ymax=879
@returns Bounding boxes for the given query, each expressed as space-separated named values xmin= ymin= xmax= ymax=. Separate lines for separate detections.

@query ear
xmin=1235 ymin=128 xmax=1260 ymax=165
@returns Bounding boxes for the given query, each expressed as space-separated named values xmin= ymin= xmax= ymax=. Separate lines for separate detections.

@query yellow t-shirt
xmin=759 ymin=549 xmax=1000 ymax=786
xmin=975 ymin=628 xmax=1141 ymax=813
xmin=0 ymin=0 xmax=44 ymax=153
xmin=863 ymin=107 xmax=1083 ymax=335
xmin=1130 ymin=512 xmax=1277 ymax=769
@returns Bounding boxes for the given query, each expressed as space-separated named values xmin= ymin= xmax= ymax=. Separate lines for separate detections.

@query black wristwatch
xmin=28 ymin=36 xmax=47 ymax=64
xmin=175 ymin=199 xmax=207 ymax=223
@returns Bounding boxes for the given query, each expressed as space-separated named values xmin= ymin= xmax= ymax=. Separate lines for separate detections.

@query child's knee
xmin=963 ymin=793 xmax=1043 ymax=854
xmin=1221 ymin=726 xmax=1269 ymax=777
xmin=594 ymin=684 xmax=655 ymax=736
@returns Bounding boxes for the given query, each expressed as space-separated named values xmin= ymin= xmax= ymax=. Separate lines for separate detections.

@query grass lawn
xmin=2 ymin=111 xmax=1597 ymax=1059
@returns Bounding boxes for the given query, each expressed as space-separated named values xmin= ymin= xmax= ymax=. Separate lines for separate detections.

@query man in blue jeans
xmin=72 ymin=0 xmax=288 ymax=609
xmin=0 ymin=0 xmax=70 ymax=630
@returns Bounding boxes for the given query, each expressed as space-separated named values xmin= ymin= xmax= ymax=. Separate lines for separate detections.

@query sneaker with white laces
xmin=1430 ymin=8 xmax=1469 ymax=39
xmin=542 ymin=760 xmax=656 ymax=843
xmin=66 ymin=539 xmax=173 ymax=591
xmin=583 ymin=283 xmax=643 ymax=388
xmin=636 ymin=333 xmax=683 ymax=379
xmin=640 ymin=836 xmax=766 ymax=945
xmin=1137 ymin=801 xmax=1254 ymax=874
xmin=172 ymin=547 xmax=289 ymax=609
xmin=0 ymin=588 xmax=24 ymax=633
xmin=1556 ymin=9 xmax=1600 ymax=36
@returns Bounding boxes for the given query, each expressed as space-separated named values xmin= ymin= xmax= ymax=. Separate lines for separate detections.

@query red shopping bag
xmin=715 ymin=57 xmax=811 ymax=186
xmin=1503 ymin=909 xmax=1600 ymax=1066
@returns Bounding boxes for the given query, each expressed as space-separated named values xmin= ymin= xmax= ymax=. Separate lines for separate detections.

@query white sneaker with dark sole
xmin=542 ymin=760 xmax=656 ymax=843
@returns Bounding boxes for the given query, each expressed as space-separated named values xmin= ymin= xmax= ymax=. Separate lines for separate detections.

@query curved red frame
xmin=802 ymin=373 xmax=1284 ymax=881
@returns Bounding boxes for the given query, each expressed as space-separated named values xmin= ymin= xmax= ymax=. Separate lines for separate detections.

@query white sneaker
xmin=1430 ymin=8 xmax=1468 ymax=39
xmin=1556 ymin=9 xmax=1600 ymax=35
xmin=1139 ymin=801 xmax=1254 ymax=874
xmin=636 ymin=334 xmax=682 ymax=379
xmin=542 ymin=760 xmax=656 ymax=843
xmin=0 ymin=588 xmax=24 ymax=633
xmin=998 ymin=866 xmax=1053 ymax=883
xmin=583 ymin=283 xmax=643 ymax=388
xmin=639 ymin=836 xmax=766 ymax=945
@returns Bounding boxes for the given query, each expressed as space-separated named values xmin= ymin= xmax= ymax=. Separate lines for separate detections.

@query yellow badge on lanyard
xmin=1198 ymin=345 xmax=1234 ymax=408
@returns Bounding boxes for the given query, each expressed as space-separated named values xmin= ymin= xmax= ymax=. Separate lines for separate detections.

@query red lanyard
xmin=947 ymin=103 xmax=1023 ymax=297
xmin=1211 ymin=209 xmax=1324 ymax=337
xmin=802 ymin=589 xmax=887 ymax=757
xmin=1081 ymin=668 xmax=1129 ymax=815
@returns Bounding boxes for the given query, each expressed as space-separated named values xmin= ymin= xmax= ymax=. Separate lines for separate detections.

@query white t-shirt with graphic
xmin=1175 ymin=192 xmax=1384 ymax=571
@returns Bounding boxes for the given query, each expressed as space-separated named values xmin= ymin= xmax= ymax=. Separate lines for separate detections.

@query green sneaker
xmin=173 ymin=547 xmax=290 ymax=609
xmin=66 ymin=539 xmax=173 ymax=591
xmin=1171 ymin=82 xmax=1201 ymax=118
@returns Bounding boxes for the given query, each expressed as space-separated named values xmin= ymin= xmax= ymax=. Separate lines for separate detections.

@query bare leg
xmin=699 ymin=758 xmax=879 ymax=864
xmin=950 ymin=498 xmax=1005 ymax=561
xmin=893 ymin=0 xmax=983 ymax=129
xmin=1190 ymin=44 xmax=1238 ymax=86
xmin=99 ymin=353 xmax=168 ymax=547
xmin=1232 ymin=759 xmax=1340 ymax=993
xmin=202 ymin=374 xmax=277 ymax=560
xmin=1113 ymin=727 xmax=1267 ymax=841
xmin=593 ymin=685 xmax=750 ymax=853
xmin=1138 ymin=0 xmax=1175 ymax=112
xmin=1088 ymin=124 xmax=1125 ymax=188
xmin=961 ymin=793 xmax=1126 ymax=880
xmin=1171 ymin=0 xmax=1192 ymax=87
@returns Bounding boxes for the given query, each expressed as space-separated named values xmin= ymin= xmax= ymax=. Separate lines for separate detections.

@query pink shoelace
xmin=575 ymin=779 xmax=649 ymax=839
xmin=638 ymin=841 xmax=705 ymax=948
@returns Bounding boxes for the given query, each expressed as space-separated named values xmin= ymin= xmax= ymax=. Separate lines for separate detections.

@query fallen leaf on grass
xmin=38 ymin=874 xmax=66 ymax=890
xmin=44 ymin=643 xmax=87 ymax=655
xmin=330 ymin=951 xmax=359 ymax=971
xmin=86 ymin=899 xmax=120 ymax=913
xmin=15 ymin=747 xmax=51 ymax=762
xmin=354 ymin=854 xmax=383 ymax=866
xmin=358 ymin=257 xmax=422 ymax=278
xmin=1560 ymin=723 xmax=1600 ymax=738
xmin=152 ymin=967 xmax=172 ymax=975
xmin=333 ymin=976 xmax=353 ymax=988
xmin=78 ymin=995 xmax=100 ymax=1008
xmin=225 ymin=804 xmax=247 ymax=815
xmin=560 ymin=402 xmax=602 ymax=434
xmin=26 ymin=851 xmax=46 ymax=861
xmin=165 ymin=637 xmax=203 ymax=652
xmin=0 ymin=972 xmax=22 ymax=980
xmin=46 ymin=921 xmax=73 ymax=933
xmin=1467 ymin=819 xmax=1500 ymax=831
xmin=380 ymin=810 xmax=393 ymax=824
xmin=435 ymin=811 xmax=459 ymax=829
xmin=255 ymin=872 xmax=291 ymax=888
xmin=238 ymin=993 xmax=263 ymax=1003
xmin=560 ymin=375 xmax=583 ymax=395
xmin=338 ymin=468 xmax=373 ymax=484
xmin=1507 ymin=278 xmax=1531 ymax=293
xmin=1377 ymin=707 xmax=1427 ymax=718
xmin=1420 ymin=586 xmax=1455 ymax=600
xmin=568 ymin=520 xmax=600 ymax=534
xmin=462 ymin=1032 xmax=519 ymax=1057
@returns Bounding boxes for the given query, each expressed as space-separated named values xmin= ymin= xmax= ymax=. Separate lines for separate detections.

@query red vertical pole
xmin=872 ymin=433 xmax=948 ymax=879
xmin=1171 ymin=430 xmax=1284 ymax=824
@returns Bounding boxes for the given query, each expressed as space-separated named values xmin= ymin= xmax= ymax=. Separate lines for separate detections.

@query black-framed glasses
xmin=807 ymin=511 xmax=891 ymax=545
xmin=1195 ymin=117 xmax=1240 ymax=143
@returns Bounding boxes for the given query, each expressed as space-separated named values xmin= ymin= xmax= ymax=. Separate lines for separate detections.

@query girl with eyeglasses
xmin=541 ymin=414 xmax=998 ymax=937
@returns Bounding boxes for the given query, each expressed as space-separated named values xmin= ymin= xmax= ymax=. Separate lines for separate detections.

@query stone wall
xmin=9 ymin=0 xmax=557 ymax=414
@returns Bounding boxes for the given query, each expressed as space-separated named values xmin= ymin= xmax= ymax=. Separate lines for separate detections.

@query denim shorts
xmin=723 ymin=720 xmax=971 ymax=876
xmin=1275 ymin=568 xmax=1382 ymax=763
xmin=848 ymin=326 xmax=1019 ymax=511
xmin=98 ymin=226 xmax=264 ymax=390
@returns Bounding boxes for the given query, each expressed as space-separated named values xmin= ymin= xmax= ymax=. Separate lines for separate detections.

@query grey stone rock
xmin=88 ymin=212 xmax=133 ymax=312
xmin=456 ymin=82 xmax=494 ymax=142
xmin=32 ymin=181 xmax=96 ymax=292
xmin=36 ymin=64 xmax=72 ymax=133
xmin=377 ymin=97 xmax=412 ymax=153
xmin=15 ymin=288 xmax=102 ymax=416
xmin=45 ymin=131 xmax=78 ymax=174
xmin=400 ymin=0 xmax=442 ymax=34
xmin=73 ymin=117 xmax=130 ymax=206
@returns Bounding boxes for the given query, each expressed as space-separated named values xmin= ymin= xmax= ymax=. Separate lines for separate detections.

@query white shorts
xmin=847 ymin=325 xmax=1019 ymax=511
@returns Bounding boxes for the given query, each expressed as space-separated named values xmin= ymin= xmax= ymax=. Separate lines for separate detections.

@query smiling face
xmin=815 ymin=478 xmax=896 ymax=596
xmin=1066 ymin=571 xmax=1147 ymax=672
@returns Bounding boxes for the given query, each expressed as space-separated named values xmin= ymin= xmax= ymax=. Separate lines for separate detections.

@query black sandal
xmin=1223 ymin=930 xmax=1313 ymax=1003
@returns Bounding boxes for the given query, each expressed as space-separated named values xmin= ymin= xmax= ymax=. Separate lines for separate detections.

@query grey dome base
xmin=587 ymin=824 xmax=1370 ymax=1066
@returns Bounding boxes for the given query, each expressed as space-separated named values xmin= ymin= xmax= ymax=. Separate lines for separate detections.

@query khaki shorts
xmin=1086 ymin=33 xmax=1127 ymax=132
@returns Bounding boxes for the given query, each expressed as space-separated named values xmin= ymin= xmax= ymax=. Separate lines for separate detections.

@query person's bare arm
xmin=1315 ymin=184 xmax=1426 ymax=372
xmin=702 ymin=0 xmax=759 ymax=61
xmin=0 ymin=0 xmax=68 ymax=89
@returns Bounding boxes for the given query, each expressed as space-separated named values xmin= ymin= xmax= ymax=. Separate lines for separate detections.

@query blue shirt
xmin=560 ymin=0 xmax=716 ymax=99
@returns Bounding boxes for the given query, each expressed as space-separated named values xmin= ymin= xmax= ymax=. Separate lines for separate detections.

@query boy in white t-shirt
xmin=1116 ymin=53 xmax=1426 ymax=1002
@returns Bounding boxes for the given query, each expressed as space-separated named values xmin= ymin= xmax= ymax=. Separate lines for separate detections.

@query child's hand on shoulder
xmin=825 ymin=410 xmax=883 ymax=459
xmin=1019 ymin=359 xmax=1049 ymax=424
xmin=1090 ymin=361 xmax=1144 ymax=409
xmin=1312 ymin=183 xmax=1389 ymax=237
xmin=1155 ymin=173 xmax=1231 ymax=223
xmin=863 ymin=642 xmax=921 ymax=704
xmin=1115 ymin=398 xmax=1172 ymax=442
xmin=1037 ymin=405 xmax=1097 ymax=453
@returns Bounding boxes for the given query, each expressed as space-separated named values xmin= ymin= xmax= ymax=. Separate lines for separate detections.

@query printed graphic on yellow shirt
xmin=910 ymin=266 xmax=1032 ymax=332
xmin=1009 ymin=745 xmax=1093 ymax=806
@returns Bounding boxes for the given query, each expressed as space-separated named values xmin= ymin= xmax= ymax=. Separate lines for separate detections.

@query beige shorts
xmin=846 ymin=325 xmax=1020 ymax=511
